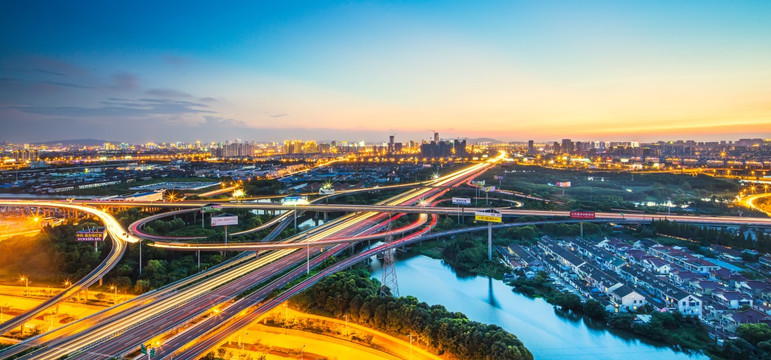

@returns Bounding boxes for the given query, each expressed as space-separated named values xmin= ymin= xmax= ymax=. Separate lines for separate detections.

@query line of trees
xmin=652 ymin=219 xmax=771 ymax=253
xmin=721 ymin=323 xmax=771 ymax=360
xmin=290 ymin=269 xmax=533 ymax=360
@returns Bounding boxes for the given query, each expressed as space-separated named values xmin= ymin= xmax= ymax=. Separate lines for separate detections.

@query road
xmin=10 ymin=161 xmax=492 ymax=359
xmin=75 ymin=201 xmax=771 ymax=227
xmin=737 ymin=192 xmax=771 ymax=217
xmin=0 ymin=201 xmax=138 ymax=337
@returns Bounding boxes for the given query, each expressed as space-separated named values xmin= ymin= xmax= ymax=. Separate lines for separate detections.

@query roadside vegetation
xmin=290 ymin=269 xmax=533 ymax=360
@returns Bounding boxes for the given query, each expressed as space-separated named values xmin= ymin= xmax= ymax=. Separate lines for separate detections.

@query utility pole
xmin=488 ymin=221 xmax=492 ymax=261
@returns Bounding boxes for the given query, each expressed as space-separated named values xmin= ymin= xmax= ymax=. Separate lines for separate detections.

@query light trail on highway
xmin=8 ymin=161 xmax=492 ymax=359
xmin=0 ymin=201 xmax=137 ymax=337
xmin=737 ymin=192 xmax=771 ymax=217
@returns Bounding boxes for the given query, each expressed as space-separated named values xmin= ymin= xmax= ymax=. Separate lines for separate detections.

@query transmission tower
xmin=380 ymin=222 xmax=399 ymax=297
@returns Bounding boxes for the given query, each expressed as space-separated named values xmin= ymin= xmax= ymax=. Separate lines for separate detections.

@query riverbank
xmin=290 ymin=269 xmax=533 ymax=360
xmin=405 ymin=231 xmax=717 ymax=358
xmin=373 ymin=254 xmax=706 ymax=360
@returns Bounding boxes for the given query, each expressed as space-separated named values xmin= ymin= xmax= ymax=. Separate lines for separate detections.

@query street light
xmin=0 ymin=303 xmax=8 ymax=322
xmin=109 ymin=285 xmax=118 ymax=304
xmin=63 ymin=279 xmax=71 ymax=288
xmin=20 ymin=275 xmax=29 ymax=295
xmin=409 ymin=333 xmax=413 ymax=360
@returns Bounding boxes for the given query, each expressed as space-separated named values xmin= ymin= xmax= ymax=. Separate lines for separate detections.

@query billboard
xmin=482 ymin=186 xmax=497 ymax=192
xmin=282 ymin=196 xmax=310 ymax=206
xmin=319 ymin=188 xmax=335 ymax=195
xmin=76 ymin=228 xmax=106 ymax=242
xmin=211 ymin=215 xmax=239 ymax=226
xmin=471 ymin=180 xmax=485 ymax=186
xmin=556 ymin=182 xmax=571 ymax=188
xmin=475 ymin=210 xmax=502 ymax=223
xmin=452 ymin=197 xmax=471 ymax=205
xmin=494 ymin=175 xmax=504 ymax=180
xmin=201 ymin=204 xmax=223 ymax=213
xmin=570 ymin=211 xmax=596 ymax=220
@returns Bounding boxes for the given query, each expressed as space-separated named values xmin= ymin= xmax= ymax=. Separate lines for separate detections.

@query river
xmin=371 ymin=255 xmax=707 ymax=360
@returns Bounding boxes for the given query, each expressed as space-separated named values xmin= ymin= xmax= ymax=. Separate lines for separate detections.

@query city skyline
xmin=2 ymin=1 xmax=771 ymax=143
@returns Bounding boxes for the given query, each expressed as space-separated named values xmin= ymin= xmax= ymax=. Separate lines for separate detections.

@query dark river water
xmin=371 ymin=255 xmax=707 ymax=360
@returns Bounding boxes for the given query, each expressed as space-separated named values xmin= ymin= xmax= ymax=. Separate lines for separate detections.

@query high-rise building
xmin=388 ymin=135 xmax=395 ymax=153
xmin=528 ymin=140 xmax=535 ymax=154
xmin=561 ymin=139 xmax=574 ymax=154
xmin=433 ymin=132 xmax=439 ymax=142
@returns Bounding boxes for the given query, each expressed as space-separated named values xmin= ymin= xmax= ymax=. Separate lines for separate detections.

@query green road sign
xmin=140 ymin=344 xmax=147 ymax=354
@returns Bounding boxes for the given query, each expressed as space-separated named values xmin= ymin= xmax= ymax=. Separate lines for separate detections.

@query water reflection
xmin=372 ymin=255 xmax=707 ymax=360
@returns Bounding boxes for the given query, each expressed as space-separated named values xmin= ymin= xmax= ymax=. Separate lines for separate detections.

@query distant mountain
xmin=34 ymin=139 xmax=114 ymax=147
xmin=458 ymin=137 xmax=505 ymax=144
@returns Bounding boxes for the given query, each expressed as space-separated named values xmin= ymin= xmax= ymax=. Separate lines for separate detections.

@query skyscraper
xmin=561 ymin=139 xmax=574 ymax=154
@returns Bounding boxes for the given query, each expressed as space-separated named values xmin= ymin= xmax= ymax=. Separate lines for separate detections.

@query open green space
xmin=479 ymin=164 xmax=752 ymax=216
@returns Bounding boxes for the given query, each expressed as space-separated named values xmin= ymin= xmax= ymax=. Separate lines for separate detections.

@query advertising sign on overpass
xmin=201 ymin=204 xmax=223 ymax=213
xmin=570 ymin=210 xmax=596 ymax=220
xmin=452 ymin=197 xmax=471 ymax=205
xmin=76 ymin=228 xmax=106 ymax=242
xmin=475 ymin=210 xmax=502 ymax=223
xmin=211 ymin=215 xmax=239 ymax=227
xmin=282 ymin=196 xmax=310 ymax=206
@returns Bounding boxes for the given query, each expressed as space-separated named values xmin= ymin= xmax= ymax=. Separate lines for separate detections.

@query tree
xmin=737 ymin=323 xmax=771 ymax=346
xmin=582 ymin=300 xmax=607 ymax=322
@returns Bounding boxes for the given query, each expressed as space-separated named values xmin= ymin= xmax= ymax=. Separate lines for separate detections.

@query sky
xmin=1 ymin=0 xmax=770 ymax=144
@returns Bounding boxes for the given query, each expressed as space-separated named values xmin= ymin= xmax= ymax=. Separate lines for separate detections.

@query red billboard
xmin=570 ymin=211 xmax=595 ymax=220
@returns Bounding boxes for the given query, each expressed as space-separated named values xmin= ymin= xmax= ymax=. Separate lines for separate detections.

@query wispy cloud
xmin=146 ymin=88 xmax=192 ymax=98
xmin=109 ymin=72 xmax=140 ymax=91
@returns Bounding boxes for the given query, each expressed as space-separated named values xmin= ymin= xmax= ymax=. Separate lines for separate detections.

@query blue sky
xmin=1 ymin=1 xmax=770 ymax=143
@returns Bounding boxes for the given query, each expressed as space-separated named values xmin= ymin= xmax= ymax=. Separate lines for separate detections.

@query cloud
xmin=40 ymin=80 xmax=94 ymax=89
xmin=11 ymin=97 xmax=213 ymax=118
xmin=35 ymin=69 xmax=65 ymax=76
xmin=110 ymin=72 xmax=139 ymax=91
xmin=199 ymin=97 xmax=217 ymax=103
xmin=163 ymin=55 xmax=189 ymax=66
xmin=146 ymin=88 xmax=192 ymax=98
xmin=200 ymin=116 xmax=246 ymax=127
xmin=270 ymin=113 xmax=287 ymax=118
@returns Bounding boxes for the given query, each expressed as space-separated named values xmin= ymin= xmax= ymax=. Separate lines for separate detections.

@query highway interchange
xmin=1 ymin=158 xmax=770 ymax=359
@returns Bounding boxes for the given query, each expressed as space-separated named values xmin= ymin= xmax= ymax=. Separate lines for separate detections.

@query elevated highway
xmin=0 ymin=201 xmax=138 ymax=337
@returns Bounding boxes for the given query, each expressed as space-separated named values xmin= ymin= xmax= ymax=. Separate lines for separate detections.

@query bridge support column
xmin=306 ymin=244 xmax=310 ymax=275
xmin=580 ymin=220 xmax=584 ymax=238
xmin=197 ymin=249 xmax=201 ymax=269
xmin=139 ymin=240 xmax=142 ymax=275
xmin=488 ymin=222 xmax=492 ymax=261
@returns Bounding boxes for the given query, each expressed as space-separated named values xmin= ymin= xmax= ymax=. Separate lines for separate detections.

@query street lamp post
xmin=109 ymin=285 xmax=118 ymax=304
xmin=0 ymin=303 xmax=7 ymax=322
xmin=20 ymin=275 xmax=29 ymax=296
xmin=409 ymin=333 xmax=413 ymax=360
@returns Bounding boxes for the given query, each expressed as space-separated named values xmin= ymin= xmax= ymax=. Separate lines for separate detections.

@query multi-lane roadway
xmin=3 ymin=159 xmax=493 ymax=359
xmin=0 ymin=201 xmax=139 ymax=337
